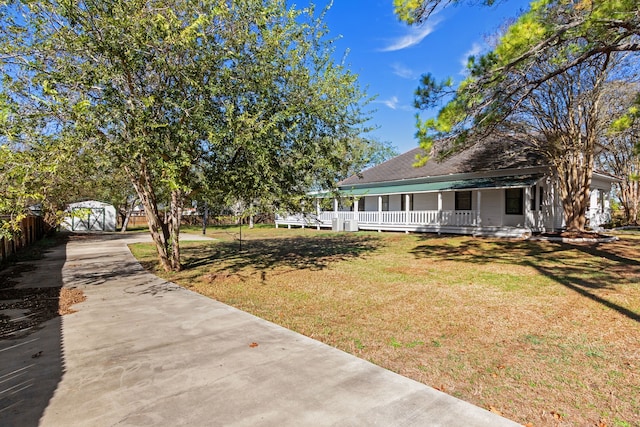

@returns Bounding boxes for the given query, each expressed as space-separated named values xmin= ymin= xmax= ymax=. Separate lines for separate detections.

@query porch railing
xmin=279 ymin=210 xmax=478 ymax=227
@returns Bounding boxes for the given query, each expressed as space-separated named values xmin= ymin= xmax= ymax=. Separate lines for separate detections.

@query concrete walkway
xmin=1 ymin=233 xmax=521 ymax=426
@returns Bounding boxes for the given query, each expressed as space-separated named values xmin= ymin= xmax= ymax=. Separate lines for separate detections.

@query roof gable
xmin=339 ymin=136 xmax=546 ymax=187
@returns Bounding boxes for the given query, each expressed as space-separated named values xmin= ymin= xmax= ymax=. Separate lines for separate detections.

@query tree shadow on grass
xmin=410 ymin=236 xmax=640 ymax=323
xmin=182 ymin=234 xmax=382 ymax=273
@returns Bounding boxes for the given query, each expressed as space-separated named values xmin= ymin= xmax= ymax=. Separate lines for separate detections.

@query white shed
xmin=61 ymin=200 xmax=117 ymax=232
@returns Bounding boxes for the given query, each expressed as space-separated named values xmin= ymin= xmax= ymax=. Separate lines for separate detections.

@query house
xmin=275 ymin=137 xmax=617 ymax=237
xmin=61 ymin=200 xmax=117 ymax=232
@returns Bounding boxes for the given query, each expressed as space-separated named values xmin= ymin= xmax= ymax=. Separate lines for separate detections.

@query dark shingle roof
xmin=340 ymin=136 xmax=545 ymax=187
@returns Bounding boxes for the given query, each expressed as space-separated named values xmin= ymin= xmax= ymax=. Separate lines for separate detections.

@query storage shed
xmin=61 ymin=200 xmax=117 ymax=232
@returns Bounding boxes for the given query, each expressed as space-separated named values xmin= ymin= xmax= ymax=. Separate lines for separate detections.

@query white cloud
xmin=374 ymin=96 xmax=414 ymax=111
xmin=459 ymin=42 xmax=484 ymax=75
xmin=383 ymin=96 xmax=399 ymax=110
xmin=381 ymin=20 xmax=440 ymax=52
xmin=391 ymin=62 xmax=416 ymax=79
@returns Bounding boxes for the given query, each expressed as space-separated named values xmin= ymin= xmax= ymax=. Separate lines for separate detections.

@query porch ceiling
xmin=335 ymin=174 xmax=542 ymax=197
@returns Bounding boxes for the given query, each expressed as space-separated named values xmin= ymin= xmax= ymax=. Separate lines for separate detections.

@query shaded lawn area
xmin=130 ymin=226 xmax=640 ymax=427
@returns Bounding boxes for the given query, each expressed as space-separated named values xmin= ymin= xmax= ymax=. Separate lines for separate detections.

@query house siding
xmin=479 ymin=190 xmax=503 ymax=227
xmin=414 ymin=193 xmax=438 ymax=210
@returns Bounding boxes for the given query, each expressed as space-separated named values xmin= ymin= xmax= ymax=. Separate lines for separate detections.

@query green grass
xmin=131 ymin=227 xmax=640 ymax=426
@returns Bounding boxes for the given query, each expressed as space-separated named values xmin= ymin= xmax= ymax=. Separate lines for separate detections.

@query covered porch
xmin=275 ymin=174 xmax=552 ymax=238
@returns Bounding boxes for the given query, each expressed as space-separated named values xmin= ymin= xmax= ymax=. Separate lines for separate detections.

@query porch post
xmin=316 ymin=198 xmax=321 ymax=230
xmin=377 ymin=195 xmax=382 ymax=231
xmin=437 ymin=192 xmax=443 ymax=225
xmin=354 ymin=198 xmax=359 ymax=221
xmin=551 ymin=184 xmax=556 ymax=231
xmin=476 ymin=191 xmax=482 ymax=227
xmin=524 ymin=186 xmax=531 ymax=229
xmin=333 ymin=198 xmax=339 ymax=219
xmin=405 ymin=194 xmax=410 ymax=225
xmin=499 ymin=190 xmax=505 ymax=226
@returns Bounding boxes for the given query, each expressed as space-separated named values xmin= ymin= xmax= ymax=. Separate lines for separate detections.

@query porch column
xmin=551 ymin=184 xmax=557 ymax=231
xmin=405 ymin=194 xmax=410 ymax=225
xmin=476 ymin=191 xmax=482 ymax=227
xmin=499 ymin=190 xmax=505 ymax=226
xmin=437 ymin=192 xmax=443 ymax=225
xmin=377 ymin=195 xmax=382 ymax=231
xmin=333 ymin=198 xmax=339 ymax=219
xmin=316 ymin=198 xmax=321 ymax=230
xmin=524 ymin=186 xmax=531 ymax=229
xmin=354 ymin=198 xmax=359 ymax=221
xmin=604 ymin=190 xmax=611 ymax=222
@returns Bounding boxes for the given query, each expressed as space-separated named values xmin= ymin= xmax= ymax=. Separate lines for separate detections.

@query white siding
xmin=363 ymin=196 xmax=378 ymax=212
xmin=414 ymin=193 xmax=438 ymax=210
xmin=389 ymin=194 xmax=402 ymax=211
xmin=441 ymin=192 xmax=455 ymax=211
xmin=479 ymin=190 xmax=502 ymax=227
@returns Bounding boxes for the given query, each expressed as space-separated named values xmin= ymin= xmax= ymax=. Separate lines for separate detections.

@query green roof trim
xmin=332 ymin=174 xmax=542 ymax=197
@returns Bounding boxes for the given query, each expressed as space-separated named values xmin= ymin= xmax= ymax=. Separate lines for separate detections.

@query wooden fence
xmin=1 ymin=215 xmax=48 ymax=265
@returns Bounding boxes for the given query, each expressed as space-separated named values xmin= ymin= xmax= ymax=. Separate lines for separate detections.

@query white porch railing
xmin=277 ymin=210 xmax=478 ymax=228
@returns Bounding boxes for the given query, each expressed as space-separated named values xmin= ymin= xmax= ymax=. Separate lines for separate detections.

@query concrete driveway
xmin=1 ymin=233 xmax=521 ymax=426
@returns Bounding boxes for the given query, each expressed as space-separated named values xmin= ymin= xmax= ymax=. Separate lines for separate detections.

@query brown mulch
xmin=1 ymin=234 xmax=86 ymax=339
xmin=0 ymin=286 xmax=86 ymax=339
xmin=58 ymin=288 xmax=86 ymax=315
xmin=0 ymin=264 xmax=37 ymax=289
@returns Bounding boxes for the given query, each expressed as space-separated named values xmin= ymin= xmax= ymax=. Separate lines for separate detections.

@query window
xmin=505 ymin=188 xmax=523 ymax=215
xmin=597 ymin=190 xmax=605 ymax=212
xmin=530 ymin=185 xmax=537 ymax=211
xmin=539 ymin=186 xmax=544 ymax=207
xmin=382 ymin=195 xmax=390 ymax=211
xmin=357 ymin=198 xmax=365 ymax=211
xmin=455 ymin=191 xmax=472 ymax=211
xmin=401 ymin=194 xmax=414 ymax=211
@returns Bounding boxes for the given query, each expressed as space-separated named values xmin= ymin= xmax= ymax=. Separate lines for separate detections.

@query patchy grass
xmin=130 ymin=227 xmax=640 ymax=426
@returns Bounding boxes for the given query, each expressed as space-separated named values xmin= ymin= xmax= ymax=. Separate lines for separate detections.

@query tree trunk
xmin=556 ymin=135 xmax=594 ymax=232
xmin=126 ymin=162 xmax=173 ymax=272
xmin=120 ymin=198 xmax=138 ymax=232
xmin=620 ymin=177 xmax=640 ymax=225
xmin=168 ymin=189 xmax=182 ymax=271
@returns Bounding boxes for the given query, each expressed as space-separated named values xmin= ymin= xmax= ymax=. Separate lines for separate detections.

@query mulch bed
xmin=0 ymin=233 xmax=85 ymax=340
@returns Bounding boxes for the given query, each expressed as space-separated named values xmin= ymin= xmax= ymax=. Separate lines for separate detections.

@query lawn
xmin=130 ymin=225 xmax=640 ymax=426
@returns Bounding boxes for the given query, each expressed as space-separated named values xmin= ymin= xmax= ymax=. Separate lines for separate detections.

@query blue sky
xmin=307 ymin=0 xmax=531 ymax=153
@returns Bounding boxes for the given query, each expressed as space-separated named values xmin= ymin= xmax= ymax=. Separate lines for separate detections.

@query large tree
xmin=504 ymin=51 xmax=613 ymax=231
xmin=395 ymin=0 xmax=640 ymax=139
xmin=1 ymin=0 xmax=372 ymax=271
xmin=395 ymin=0 xmax=639 ymax=231
xmin=597 ymin=81 xmax=640 ymax=224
